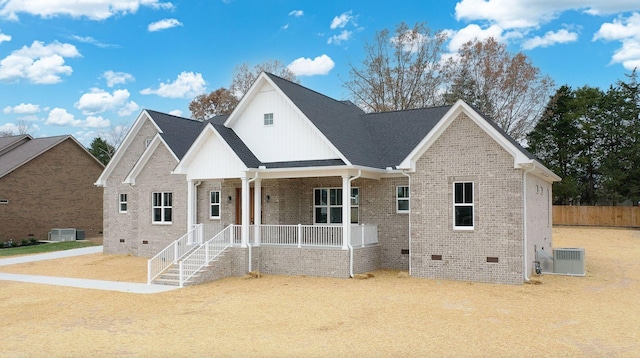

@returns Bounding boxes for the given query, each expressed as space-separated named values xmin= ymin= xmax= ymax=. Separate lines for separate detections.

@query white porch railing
xmin=178 ymin=224 xmax=234 ymax=287
xmin=148 ymin=223 xmax=202 ymax=284
xmin=239 ymin=224 xmax=378 ymax=247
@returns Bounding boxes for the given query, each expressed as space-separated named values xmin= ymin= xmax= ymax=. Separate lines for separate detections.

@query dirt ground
xmin=0 ymin=226 xmax=639 ymax=357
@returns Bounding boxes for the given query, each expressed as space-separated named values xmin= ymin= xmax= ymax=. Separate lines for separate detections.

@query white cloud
xmin=287 ymin=54 xmax=335 ymax=76
xmin=46 ymin=108 xmax=83 ymax=126
xmin=102 ymin=70 xmax=134 ymax=87
xmin=327 ymin=30 xmax=352 ymax=45
xmin=0 ymin=41 xmax=80 ymax=84
xmin=522 ymin=29 xmax=579 ymax=50
xmin=0 ymin=0 xmax=174 ymax=21
xmin=118 ymin=101 xmax=140 ymax=116
xmin=84 ymin=115 xmax=111 ymax=128
xmin=289 ymin=10 xmax=303 ymax=17
xmin=71 ymin=35 xmax=115 ymax=48
xmin=447 ymin=24 xmax=505 ymax=52
xmin=330 ymin=10 xmax=353 ymax=29
xmin=455 ymin=0 xmax=640 ymax=30
xmin=3 ymin=103 xmax=40 ymax=114
xmin=45 ymin=108 xmax=111 ymax=128
xmin=594 ymin=12 xmax=640 ymax=70
xmin=75 ymin=88 xmax=131 ymax=115
xmin=0 ymin=29 xmax=10 ymax=44
xmin=140 ymin=71 xmax=206 ymax=98
xmin=148 ymin=18 xmax=183 ymax=32
xmin=169 ymin=109 xmax=183 ymax=116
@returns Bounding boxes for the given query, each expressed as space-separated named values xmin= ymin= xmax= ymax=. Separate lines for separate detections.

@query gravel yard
xmin=1 ymin=226 xmax=639 ymax=357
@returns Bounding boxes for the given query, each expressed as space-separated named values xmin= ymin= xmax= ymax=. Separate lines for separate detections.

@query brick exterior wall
xmin=525 ymin=173 xmax=553 ymax=275
xmin=410 ymin=113 xmax=526 ymax=285
xmin=0 ymin=138 xmax=103 ymax=241
xmin=103 ymin=118 xmax=188 ymax=257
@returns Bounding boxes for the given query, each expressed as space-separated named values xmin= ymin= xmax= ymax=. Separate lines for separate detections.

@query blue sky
xmin=1 ymin=0 xmax=640 ymax=145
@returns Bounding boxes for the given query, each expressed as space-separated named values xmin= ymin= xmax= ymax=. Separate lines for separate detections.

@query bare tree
xmin=443 ymin=38 xmax=555 ymax=142
xmin=230 ymin=60 xmax=299 ymax=98
xmin=189 ymin=87 xmax=239 ymax=121
xmin=343 ymin=22 xmax=448 ymax=112
xmin=189 ymin=60 xmax=299 ymax=120
xmin=0 ymin=119 xmax=33 ymax=137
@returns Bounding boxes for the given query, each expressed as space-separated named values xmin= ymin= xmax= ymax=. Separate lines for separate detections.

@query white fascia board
xmin=398 ymin=100 xmax=531 ymax=171
xmin=95 ymin=110 xmax=161 ymax=187
xmin=522 ymin=160 xmax=562 ymax=183
xmin=123 ymin=134 xmax=177 ymax=185
xmin=172 ymin=123 xmax=249 ymax=177
xmin=224 ymin=73 xmax=350 ymax=166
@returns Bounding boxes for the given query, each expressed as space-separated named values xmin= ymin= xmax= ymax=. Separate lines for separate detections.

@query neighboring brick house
xmin=0 ymin=135 xmax=104 ymax=241
xmin=96 ymin=72 xmax=560 ymax=286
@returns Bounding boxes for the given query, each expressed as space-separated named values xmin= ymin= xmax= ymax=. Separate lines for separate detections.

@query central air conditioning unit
xmin=553 ymin=248 xmax=585 ymax=276
xmin=48 ymin=228 xmax=77 ymax=242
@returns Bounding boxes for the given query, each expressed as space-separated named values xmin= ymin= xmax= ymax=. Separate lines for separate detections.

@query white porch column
xmin=187 ymin=179 xmax=195 ymax=244
xmin=241 ymin=176 xmax=250 ymax=248
xmin=254 ymin=178 xmax=262 ymax=246
xmin=342 ymin=174 xmax=350 ymax=250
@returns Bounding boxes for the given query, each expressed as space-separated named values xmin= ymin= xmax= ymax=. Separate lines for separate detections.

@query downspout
xmin=246 ymin=172 xmax=258 ymax=273
xmin=194 ymin=181 xmax=202 ymax=243
xmin=523 ymin=164 xmax=536 ymax=282
xmin=400 ymin=170 xmax=411 ymax=276
xmin=347 ymin=170 xmax=362 ymax=278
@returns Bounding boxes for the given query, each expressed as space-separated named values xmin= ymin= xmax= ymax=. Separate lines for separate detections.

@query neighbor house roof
xmin=0 ymin=135 xmax=99 ymax=179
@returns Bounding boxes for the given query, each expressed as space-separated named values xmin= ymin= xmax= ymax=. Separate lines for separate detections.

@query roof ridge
xmin=265 ymin=72 xmax=357 ymax=110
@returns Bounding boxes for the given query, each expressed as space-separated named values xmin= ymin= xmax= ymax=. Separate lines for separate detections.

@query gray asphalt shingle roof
xmin=0 ymin=135 xmax=70 ymax=179
xmin=145 ymin=73 xmax=533 ymax=171
xmin=146 ymin=110 xmax=207 ymax=160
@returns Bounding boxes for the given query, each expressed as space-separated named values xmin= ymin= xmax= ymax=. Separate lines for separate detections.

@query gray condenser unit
xmin=553 ymin=248 xmax=585 ymax=276
xmin=48 ymin=228 xmax=77 ymax=242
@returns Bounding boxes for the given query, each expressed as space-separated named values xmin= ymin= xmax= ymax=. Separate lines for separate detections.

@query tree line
xmin=527 ymin=71 xmax=640 ymax=206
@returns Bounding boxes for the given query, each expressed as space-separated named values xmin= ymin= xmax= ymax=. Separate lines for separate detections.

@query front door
xmin=235 ymin=188 xmax=255 ymax=224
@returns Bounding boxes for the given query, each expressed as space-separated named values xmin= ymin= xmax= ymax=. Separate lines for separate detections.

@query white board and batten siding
xmin=181 ymin=129 xmax=247 ymax=180
xmin=230 ymin=82 xmax=340 ymax=163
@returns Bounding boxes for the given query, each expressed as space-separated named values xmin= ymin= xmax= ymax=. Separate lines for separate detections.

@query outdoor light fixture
xmin=266 ymin=195 xmax=271 ymax=202
xmin=227 ymin=195 xmax=232 ymax=203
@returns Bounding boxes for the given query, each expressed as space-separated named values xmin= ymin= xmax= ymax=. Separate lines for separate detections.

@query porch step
xmin=151 ymin=252 xmax=227 ymax=286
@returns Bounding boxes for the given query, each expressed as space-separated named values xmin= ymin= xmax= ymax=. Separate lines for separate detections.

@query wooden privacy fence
xmin=553 ymin=206 xmax=640 ymax=228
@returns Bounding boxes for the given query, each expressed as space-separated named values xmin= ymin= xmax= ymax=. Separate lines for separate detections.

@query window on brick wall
xmin=396 ymin=186 xmax=409 ymax=213
xmin=210 ymin=190 xmax=221 ymax=219
xmin=453 ymin=182 xmax=474 ymax=230
xmin=152 ymin=192 xmax=172 ymax=224
xmin=314 ymin=187 xmax=359 ymax=224
xmin=119 ymin=194 xmax=127 ymax=213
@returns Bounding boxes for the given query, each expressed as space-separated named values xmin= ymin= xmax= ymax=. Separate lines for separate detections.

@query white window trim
xmin=152 ymin=192 xmax=173 ymax=224
xmin=396 ymin=186 xmax=410 ymax=213
xmin=313 ymin=187 xmax=359 ymax=225
xmin=264 ymin=113 xmax=274 ymax=126
xmin=453 ymin=181 xmax=474 ymax=230
xmin=210 ymin=190 xmax=221 ymax=219
xmin=119 ymin=193 xmax=127 ymax=213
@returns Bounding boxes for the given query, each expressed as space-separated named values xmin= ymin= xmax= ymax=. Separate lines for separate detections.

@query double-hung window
xmin=152 ymin=192 xmax=172 ymax=224
xmin=119 ymin=194 xmax=127 ymax=213
xmin=314 ymin=188 xmax=359 ymax=224
xmin=396 ymin=186 xmax=409 ymax=213
xmin=210 ymin=190 xmax=221 ymax=219
xmin=453 ymin=182 xmax=474 ymax=229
